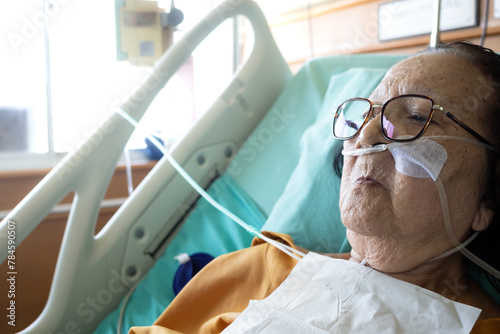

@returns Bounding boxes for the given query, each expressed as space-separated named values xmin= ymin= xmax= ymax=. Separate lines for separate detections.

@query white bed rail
xmin=0 ymin=0 xmax=292 ymax=332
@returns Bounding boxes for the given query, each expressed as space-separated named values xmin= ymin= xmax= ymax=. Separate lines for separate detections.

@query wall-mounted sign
xmin=495 ymin=0 xmax=500 ymax=18
xmin=378 ymin=0 xmax=479 ymax=42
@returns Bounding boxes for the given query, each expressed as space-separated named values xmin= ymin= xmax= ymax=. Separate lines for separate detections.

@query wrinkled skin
xmin=340 ymin=52 xmax=495 ymax=294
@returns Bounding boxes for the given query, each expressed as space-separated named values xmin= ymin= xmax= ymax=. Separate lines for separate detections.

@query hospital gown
xmin=129 ymin=232 xmax=500 ymax=334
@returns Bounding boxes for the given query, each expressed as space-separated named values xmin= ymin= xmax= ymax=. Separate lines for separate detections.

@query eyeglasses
xmin=332 ymin=94 xmax=492 ymax=145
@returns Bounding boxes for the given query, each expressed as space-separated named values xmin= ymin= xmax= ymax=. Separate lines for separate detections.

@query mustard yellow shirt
xmin=129 ymin=232 xmax=500 ymax=334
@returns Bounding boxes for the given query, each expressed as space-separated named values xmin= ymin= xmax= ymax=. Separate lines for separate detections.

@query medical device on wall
xmin=115 ymin=0 xmax=184 ymax=67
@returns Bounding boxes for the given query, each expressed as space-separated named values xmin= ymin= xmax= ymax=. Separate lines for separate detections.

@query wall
xmin=264 ymin=0 xmax=500 ymax=71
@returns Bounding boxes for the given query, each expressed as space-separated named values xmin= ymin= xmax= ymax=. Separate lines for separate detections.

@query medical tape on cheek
xmin=388 ymin=139 xmax=448 ymax=181
xmin=342 ymin=138 xmax=448 ymax=181
xmin=115 ymin=109 xmax=306 ymax=261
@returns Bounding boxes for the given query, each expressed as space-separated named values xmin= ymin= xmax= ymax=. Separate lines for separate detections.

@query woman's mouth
xmin=355 ymin=176 xmax=380 ymax=186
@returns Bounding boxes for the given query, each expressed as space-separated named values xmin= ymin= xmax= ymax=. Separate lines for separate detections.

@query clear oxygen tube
xmin=115 ymin=109 xmax=306 ymax=261
xmin=113 ymin=109 xmax=306 ymax=334
xmin=342 ymin=135 xmax=500 ymax=279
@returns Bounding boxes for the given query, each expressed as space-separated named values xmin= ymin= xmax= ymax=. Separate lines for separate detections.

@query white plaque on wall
xmin=495 ymin=0 xmax=500 ymax=18
xmin=379 ymin=0 xmax=479 ymax=41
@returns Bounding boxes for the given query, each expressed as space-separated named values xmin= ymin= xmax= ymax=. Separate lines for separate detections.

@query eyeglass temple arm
xmin=435 ymin=106 xmax=492 ymax=145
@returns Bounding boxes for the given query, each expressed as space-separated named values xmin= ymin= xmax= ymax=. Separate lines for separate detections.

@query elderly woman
xmin=130 ymin=42 xmax=500 ymax=333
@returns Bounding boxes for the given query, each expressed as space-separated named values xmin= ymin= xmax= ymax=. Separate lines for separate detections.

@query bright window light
xmin=0 ymin=0 xmax=236 ymax=170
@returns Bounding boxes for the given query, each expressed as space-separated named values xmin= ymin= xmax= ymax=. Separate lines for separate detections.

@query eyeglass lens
xmin=334 ymin=99 xmax=371 ymax=139
xmin=334 ymin=96 xmax=434 ymax=141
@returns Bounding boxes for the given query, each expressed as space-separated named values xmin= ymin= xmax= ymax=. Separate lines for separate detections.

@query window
xmin=0 ymin=0 xmax=238 ymax=171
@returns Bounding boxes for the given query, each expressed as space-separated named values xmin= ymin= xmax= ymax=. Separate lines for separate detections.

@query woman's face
xmin=339 ymin=52 xmax=494 ymax=273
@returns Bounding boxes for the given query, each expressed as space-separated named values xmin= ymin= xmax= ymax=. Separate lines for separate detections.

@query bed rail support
xmin=0 ymin=0 xmax=292 ymax=333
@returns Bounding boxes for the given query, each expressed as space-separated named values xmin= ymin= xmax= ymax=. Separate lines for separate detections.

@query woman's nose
xmin=353 ymin=113 xmax=390 ymax=149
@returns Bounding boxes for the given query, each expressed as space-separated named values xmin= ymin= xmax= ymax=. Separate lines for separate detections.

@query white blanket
xmin=223 ymin=252 xmax=481 ymax=333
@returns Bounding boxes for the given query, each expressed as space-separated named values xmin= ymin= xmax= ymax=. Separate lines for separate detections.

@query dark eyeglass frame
xmin=333 ymin=94 xmax=492 ymax=145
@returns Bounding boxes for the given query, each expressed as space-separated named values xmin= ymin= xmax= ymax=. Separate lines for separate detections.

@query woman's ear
xmin=472 ymin=200 xmax=495 ymax=231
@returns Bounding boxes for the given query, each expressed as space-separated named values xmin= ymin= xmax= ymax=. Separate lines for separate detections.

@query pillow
xmin=230 ymin=55 xmax=406 ymax=217
xmin=229 ymin=57 xmax=342 ymax=216
xmin=260 ymin=67 xmax=389 ymax=253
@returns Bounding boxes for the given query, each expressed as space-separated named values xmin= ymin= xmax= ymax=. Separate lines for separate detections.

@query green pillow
xmin=260 ymin=67 xmax=388 ymax=253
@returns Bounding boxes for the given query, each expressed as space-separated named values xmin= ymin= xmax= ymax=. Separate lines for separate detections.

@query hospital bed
xmin=0 ymin=0 xmax=498 ymax=333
